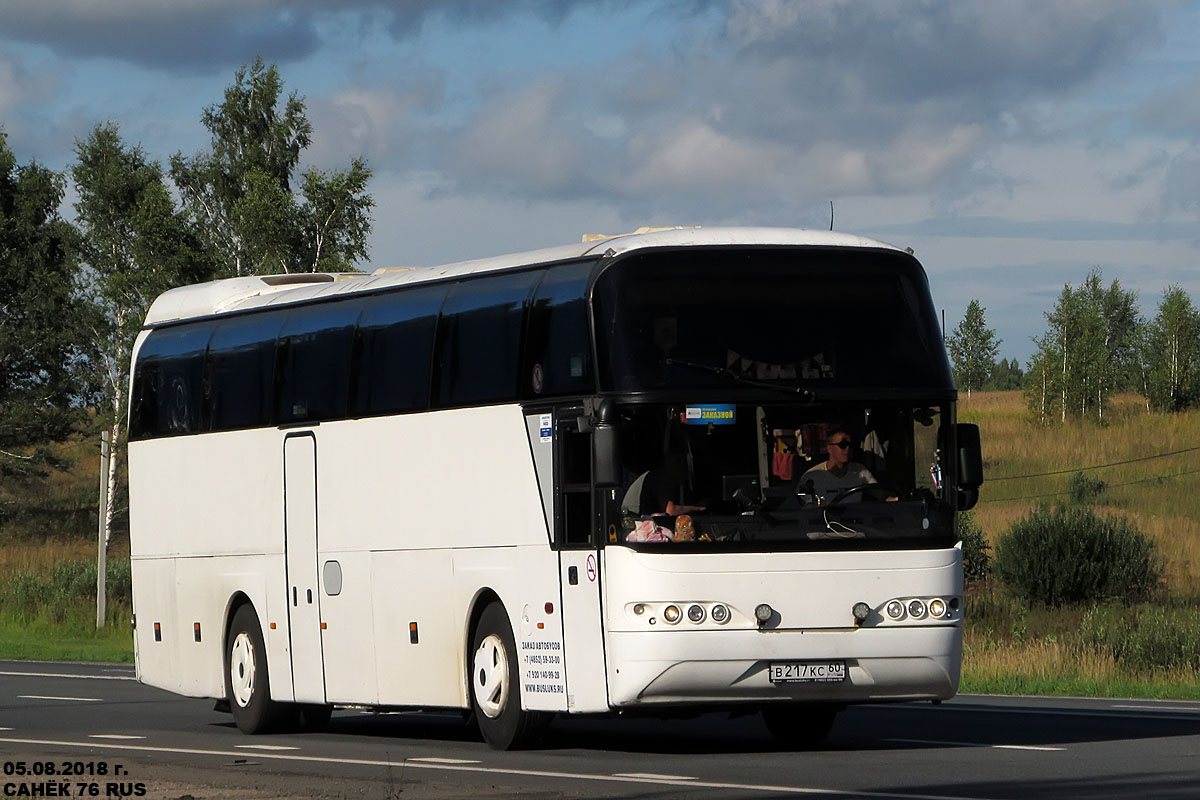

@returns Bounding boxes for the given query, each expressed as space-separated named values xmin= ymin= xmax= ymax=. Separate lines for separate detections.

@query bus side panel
xmin=453 ymin=545 xmax=567 ymax=712
xmin=311 ymin=549 xmax=377 ymax=704
xmin=371 ymin=549 xmax=458 ymax=707
xmin=131 ymin=556 xmax=177 ymax=691
xmin=171 ymin=556 xmax=271 ymax=700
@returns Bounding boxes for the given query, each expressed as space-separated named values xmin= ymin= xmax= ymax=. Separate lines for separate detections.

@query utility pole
xmin=97 ymin=431 xmax=110 ymax=628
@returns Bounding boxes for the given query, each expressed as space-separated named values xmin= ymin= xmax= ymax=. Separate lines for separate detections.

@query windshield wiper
xmin=665 ymin=358 xmax=815 ymax=400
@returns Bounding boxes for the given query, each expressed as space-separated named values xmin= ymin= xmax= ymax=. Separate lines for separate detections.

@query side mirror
xmin=956 ymin=423 xmax=983 ymax=510
xmin=592 ymin=423 xmax=620 ymax=488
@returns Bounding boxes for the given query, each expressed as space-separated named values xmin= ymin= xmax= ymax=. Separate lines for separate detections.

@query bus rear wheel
xmin=470 ymin=603 xmax=542 ymax=750
xmin=226 ymin=604 xmax=286 ymax=734
xmin=761 ymin=704 xmax=839 ymax=748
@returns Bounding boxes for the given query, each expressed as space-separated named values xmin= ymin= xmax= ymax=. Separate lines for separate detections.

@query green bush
xmin=1081 ymin=605 xmax=1200 ymax=671
xmin=995 ymin=504 xmax=1161 ymax=606
xmin=957 ymin=510 xmax=991 ymax=582
xmin=1068 ymin=471 xmax=1106 ymax=505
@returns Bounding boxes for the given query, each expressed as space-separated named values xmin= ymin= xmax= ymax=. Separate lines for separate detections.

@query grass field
xmin=961 ymin=391 xmax=1200 ymax=697
xmin=2 ymin=392 xmax=1198 ymax=697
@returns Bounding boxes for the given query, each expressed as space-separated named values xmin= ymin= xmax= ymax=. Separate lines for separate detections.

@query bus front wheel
xmin=470 ymin=603 xmax=542 ymax=750
xmin=225 ymin=604 xmax=285 ymax=734
xmin=761 ymin=704 xmax=839 ymax=748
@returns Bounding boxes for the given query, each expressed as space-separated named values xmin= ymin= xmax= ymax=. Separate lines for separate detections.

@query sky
xmin=2 ymin=0 xmax=1198 ymax=363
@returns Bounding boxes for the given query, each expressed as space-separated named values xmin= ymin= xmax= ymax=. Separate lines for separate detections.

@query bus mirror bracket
xmin=591 ymin=398 xmax=621 ymax=488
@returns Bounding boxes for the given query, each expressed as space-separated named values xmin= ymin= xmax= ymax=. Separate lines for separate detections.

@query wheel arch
xmin=463 ymin=587 xmax=505 ymax=703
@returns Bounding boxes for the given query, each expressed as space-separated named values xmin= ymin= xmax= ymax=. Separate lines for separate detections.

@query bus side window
xmin=353 ymin=285 xmax=445 ymax=416
xmin=130 ymin=322 xmax=212 ymax=439
xmin=205 ymin=312 xmax=286 ymax=432
xmin=523 ymin=262 xmax=595 ymax=398
xmin=435 ymin=271 xmax=542 ymax=407
xmin=276 ymin=301 xmax=361 ymax=423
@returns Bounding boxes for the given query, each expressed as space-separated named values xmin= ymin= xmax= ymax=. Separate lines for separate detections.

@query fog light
xmin=687 ymin=604 xmax=706 ymax=623
xmin=908 ymin=599 xmax=927 ymax=618
xmin=754 ymin=603 xmax=773 ymax=624
xmin=711 ymin=604 xmax=730 ymax=623
xmin=663 ymin=604 xmax=681 ymax=624
xmin=886 ymin=600 xmax=904 ymax=619
xmin=633 ymin=603 xmax=646 ymax=616
xmin=929 ymin=598 xmax=948 ymax=618
xmin=852 ymin=602 xmax=871 ymax=626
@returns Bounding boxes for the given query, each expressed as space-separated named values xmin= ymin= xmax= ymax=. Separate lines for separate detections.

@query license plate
xmin=768 ymin=661 xmax=846 ymax=684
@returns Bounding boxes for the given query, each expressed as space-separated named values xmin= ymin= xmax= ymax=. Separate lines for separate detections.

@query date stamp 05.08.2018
xmin=3 ymin=761 xmax=146 ymax=797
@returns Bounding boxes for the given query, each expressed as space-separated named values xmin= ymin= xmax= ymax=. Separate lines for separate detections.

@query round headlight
xmin=754 ymin=603 xmax=773 ymax=623
xmin=710 ymin=604 xmax=730 ymax=623
xmin=929 ymin=598 xmax=947 ymax=618
xmin=633 ymin=603 xmax=646 ymax=616
xmin=908 ymin=599 xmax=927 ymax=618
xmin=886 ymin=600 xmax=905 ymax=619
xmin=663 ymin=604 xmax=681 ymax=624
xmin=687 ymin=604 xmax=706 ymax=623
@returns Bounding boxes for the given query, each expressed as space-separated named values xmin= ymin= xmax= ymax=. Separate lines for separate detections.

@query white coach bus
xmin=128 ymin=227 xmax=983 ymax=749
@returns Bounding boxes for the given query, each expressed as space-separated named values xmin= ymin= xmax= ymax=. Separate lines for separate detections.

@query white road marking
xmin=409 ymin=757 xmax=481 ymax=764
xmin=0 ymin=670 xmax=135 ymax=681
xmin=879 ymin=702 xmax=1197 ymax=721
xmin=1111 ymin=704 xmax=1198 ymax=713
xmin=0 ymin=728 xmax=11 ymax=732
xmin=18 ymin=695 xmax=103 ymax=702
xmin=0 ymin=736 xmax=990 ymax=800
xmin=235 ymin=744 xmax=301 ymax=751
xmin=89 ymin=734 xmax=146 ymax=740
xmin=614 ymin=772 xmax=696 ymax=780
xmin=887 ymin=738 xmax=1065 ymax=752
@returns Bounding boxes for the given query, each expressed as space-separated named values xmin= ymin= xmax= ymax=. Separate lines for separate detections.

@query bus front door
xmin=283 ymin=433 xmax=326 ymax=704
xmin=555 ymin=418 xmax=609 ymax=713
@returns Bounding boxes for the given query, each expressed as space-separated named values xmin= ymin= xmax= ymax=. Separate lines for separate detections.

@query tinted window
xmin=436 ymin=271 xmax=540 ymax=407
xmin=354 ymin=285 xmax=445 ymax=415
xmin=205 ymin=312 xmax=286 ymax=431
xmin=593 ymin=249 xmax=953 ymax=392
xmin=277 ymin=301 xmax=361 ymax=423
xmin=523 ymin=262 xmax=595 ymax=398
xmin=130 ymin=323 xmax=213 ymax=439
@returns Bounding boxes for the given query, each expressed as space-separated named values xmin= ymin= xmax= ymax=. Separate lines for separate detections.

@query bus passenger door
xmin=555 ymin=416 xmax=609 ymax=713
xmin=283 ymin=433 xmax=326 ymax=703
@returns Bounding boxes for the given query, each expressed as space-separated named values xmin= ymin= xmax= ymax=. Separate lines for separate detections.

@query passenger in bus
xmin=620 ymin=455 xmax=707 ymax=518
xmin=800 ymin=425 xmax=877 ymax=503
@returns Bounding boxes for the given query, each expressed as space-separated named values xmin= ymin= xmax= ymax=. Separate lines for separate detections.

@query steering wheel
xmin=827 ymin=484 xmax=904 ymax=506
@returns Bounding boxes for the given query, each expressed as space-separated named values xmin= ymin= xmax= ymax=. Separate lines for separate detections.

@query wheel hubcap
xmin=472 ymin=633 xmax=508 ymax=719
xmin=229 ymin=631 xmax=256 ymax=708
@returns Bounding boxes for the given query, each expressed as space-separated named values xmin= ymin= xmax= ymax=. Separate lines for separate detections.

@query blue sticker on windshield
xmin=684 ymin=404 xmax=736 ymax=425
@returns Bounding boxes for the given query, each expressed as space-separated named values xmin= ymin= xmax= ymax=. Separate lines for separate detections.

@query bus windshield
xmin=592 ymin=247 xmax=952 ymax=393
xmin=607 ymin=401 xmax=954 ymax=551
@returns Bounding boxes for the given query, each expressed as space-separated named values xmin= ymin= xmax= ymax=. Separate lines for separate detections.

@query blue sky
xmin=2 ymin=0 xmax=1198 ymax=363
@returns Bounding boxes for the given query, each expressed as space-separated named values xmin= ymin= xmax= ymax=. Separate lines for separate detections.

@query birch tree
xmin=72 ymin=123 xmax=212 ymax=547
xmin=171 ymin=57 xmax=373 ymax=277
xmin=1144 ymin=286 xmax=1200 ymax=412
xmin=946 ymin=300 xmax=1001 ymax=399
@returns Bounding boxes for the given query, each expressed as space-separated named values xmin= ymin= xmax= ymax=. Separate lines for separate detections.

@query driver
xmin=800 ymin=425 xmax=877 ymax=503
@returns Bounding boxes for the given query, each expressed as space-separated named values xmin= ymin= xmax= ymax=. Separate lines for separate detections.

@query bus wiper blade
xmin=665 ymin=358 xmax=815 ymax=399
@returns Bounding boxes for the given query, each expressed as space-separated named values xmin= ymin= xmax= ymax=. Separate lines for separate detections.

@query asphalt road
xmin=1 ymin=660 xmax=1198 ymax=799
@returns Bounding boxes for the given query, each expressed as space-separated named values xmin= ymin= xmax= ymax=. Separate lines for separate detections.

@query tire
xmin=761 ymin=704 xmax=839 ymax=748
xmin=470 ymin=603 xmax=542 ymax=750
xmin=225 ymin=604 xmax=287 ymax=734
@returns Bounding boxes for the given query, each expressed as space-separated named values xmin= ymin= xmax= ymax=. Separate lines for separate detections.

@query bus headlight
xmin=886 ymin=600 xmax=905 ymax=619
xmin=663 ymin=604 xmax=682 ymax=624
xmin=710 ymin=604 xmax=730 ymax=624
xmin=687 ymin=604 xmax=706 ymax=623
xmin=908 ymin=599 xmax=927 ymax=619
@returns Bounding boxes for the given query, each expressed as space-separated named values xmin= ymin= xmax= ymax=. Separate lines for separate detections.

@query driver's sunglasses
xmin=828 ymin=440 xmax=852 ymax=449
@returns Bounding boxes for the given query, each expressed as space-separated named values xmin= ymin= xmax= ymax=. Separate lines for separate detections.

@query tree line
xmin=0 ymin=58 xmax=374 ymax=546
xmin=948 ymin=271 xmax=1200 ymax=421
